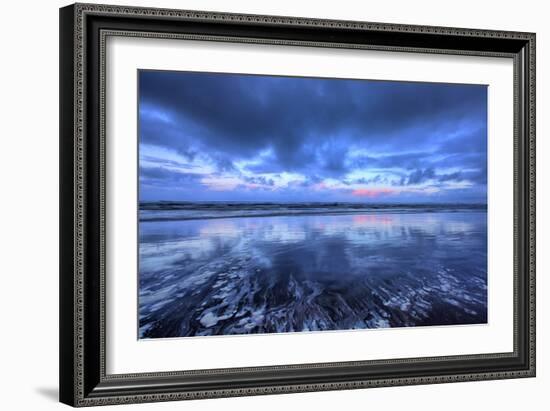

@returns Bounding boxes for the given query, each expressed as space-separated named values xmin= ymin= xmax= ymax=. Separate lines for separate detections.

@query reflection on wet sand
xmin=139 ymin=211 xmax=487 ymax=338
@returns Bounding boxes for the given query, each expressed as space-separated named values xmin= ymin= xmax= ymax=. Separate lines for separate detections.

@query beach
xmin=138 ymin=203 xmax=488 ymax=338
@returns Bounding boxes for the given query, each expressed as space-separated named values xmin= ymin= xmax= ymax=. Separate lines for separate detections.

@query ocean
xmin=138 ymin=203 xmax=487 ymax=338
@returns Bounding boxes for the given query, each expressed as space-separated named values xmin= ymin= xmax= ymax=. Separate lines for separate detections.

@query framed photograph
xmin=59 ymin=3 xmax=536 ymax=407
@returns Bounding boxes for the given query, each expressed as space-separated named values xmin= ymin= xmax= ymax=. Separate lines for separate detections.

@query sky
xmin=139 ymin=70 xmax=487 ymax=203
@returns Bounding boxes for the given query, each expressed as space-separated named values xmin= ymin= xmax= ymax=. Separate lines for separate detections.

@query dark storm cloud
xmin=397 ymin=168 xmax=464 ymax=186
xmin=140 ymin=71 xmax=486 ymax=175
xmin=347 ymin=175 xmax=389 ymax=185
xmin=406 ymin=168 xmax=436 ymax=185
xmin=242 ymin=175 xmax=275 ymax=187
xmin=140 ymin=166 xmax=202 ymax=185
xmin=138 ymin=70 xmax=487 ymax=202
xmin=351 ymin=151 xmax=430 ymax=171
xmin=438 ymin=171 xmax=463 ymax=182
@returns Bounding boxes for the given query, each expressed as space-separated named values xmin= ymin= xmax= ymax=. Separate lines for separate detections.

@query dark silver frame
xmin=60 ymin=3 xmax=536 ymax=407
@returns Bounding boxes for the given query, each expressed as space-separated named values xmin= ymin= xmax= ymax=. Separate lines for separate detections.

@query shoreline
xmin=139 ymin=207 xmax=488 ymax=223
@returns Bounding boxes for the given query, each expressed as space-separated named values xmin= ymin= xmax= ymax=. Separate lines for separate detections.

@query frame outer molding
xmin=60 ymin=2 xmax=536 ymax=407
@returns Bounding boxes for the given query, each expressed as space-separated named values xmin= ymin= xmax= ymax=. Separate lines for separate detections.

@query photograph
xmin=55 ymin=2 xmax=536 ymax=407
xmin=137 ymin=70 xmax=489 ymax=339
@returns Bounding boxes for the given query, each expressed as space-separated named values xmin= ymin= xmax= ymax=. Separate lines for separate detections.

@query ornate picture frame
xmin=59 ymin=3 xmax=535 ymax=407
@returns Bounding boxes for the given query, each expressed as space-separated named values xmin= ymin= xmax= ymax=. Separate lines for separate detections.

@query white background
xmin=107 ymin=37 xmax=514 ymax=374
xmin=0 ymin=0 xmax=546 ymax=410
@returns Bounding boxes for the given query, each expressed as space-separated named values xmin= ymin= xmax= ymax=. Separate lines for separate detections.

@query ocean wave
xmin=139 ymin=202 xmax=487 ymax=222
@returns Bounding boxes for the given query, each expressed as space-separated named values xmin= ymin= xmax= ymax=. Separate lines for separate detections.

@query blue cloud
xmin=138 ymin=70 xmax=487 ymax=203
